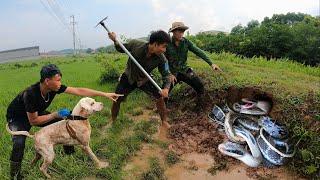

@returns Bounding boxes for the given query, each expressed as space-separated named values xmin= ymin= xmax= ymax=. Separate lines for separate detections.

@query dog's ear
xmin=80 ymin=101 xmax=92 ymax=112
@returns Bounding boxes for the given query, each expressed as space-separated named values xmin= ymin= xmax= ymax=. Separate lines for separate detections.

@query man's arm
xmin=23 ymin=91 xmax=59 ymax=126
xmin=187 ymin=39 xmax=222 ymax=71
xmin=27 ymin=111 xmax=58 ymax=126
xmin=187 ymin=39 xmax=213 ymax=66
xmin=64 ymin=87 xmax=123 ymax=102
xmin=158 ymin=55 xmax=172 ymax=89
xmin=27 ymin=88 xmax=122 ymax=126
xmin=108 ymin=32 xmax=132 ymax=53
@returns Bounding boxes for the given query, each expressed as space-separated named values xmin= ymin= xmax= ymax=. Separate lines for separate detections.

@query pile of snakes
xmin=208 ymin=98 xmax=295 ymax=167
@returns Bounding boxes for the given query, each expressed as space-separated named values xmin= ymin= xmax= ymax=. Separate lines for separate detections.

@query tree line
xmin=188 ymin=13 xmax=320 ymax=66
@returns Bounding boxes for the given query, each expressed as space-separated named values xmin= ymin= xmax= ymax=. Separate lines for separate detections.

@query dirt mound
xmin=167 ymin=86 xmax=274 ymax=164
xmin=226 ymin=86 xmax=274 ymax=112
xmin=168 ymin=86 xmax=274 ymax=158
xmin=166 ymin=85 xmax=312 ymax=179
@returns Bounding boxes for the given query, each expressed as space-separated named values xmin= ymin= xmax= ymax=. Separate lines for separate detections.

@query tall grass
xmin=0 ymin=52 xmax=319 ymax=179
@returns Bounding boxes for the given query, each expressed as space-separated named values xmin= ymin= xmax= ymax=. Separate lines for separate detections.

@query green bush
xmin=99 ymin=68 xmax=120 ymax=84
xmin=95 ymin=53 xmax=121 ymax=84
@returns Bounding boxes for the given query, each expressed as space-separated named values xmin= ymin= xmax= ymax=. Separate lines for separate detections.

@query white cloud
xmin=150 ymin=0 xmax=319 ymax=33
xmin=0 ymin=0 xmax=318 ymax=51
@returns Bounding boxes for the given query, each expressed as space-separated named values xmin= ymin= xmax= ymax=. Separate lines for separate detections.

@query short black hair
xmin=40 ymin=64 xmax=62 ymax=82
xmin=149 ymin=30 xmax=170 ymax=45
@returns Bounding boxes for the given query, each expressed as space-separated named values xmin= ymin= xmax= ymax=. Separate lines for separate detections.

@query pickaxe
xmin=95 ymin=16 xmax=162 ymax=92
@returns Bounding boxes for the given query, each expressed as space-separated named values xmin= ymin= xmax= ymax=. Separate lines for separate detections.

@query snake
xmin=235 ymin=115 xmax=260 ymax=132
xmin=258 ymin=116 xmax=288 ymax=139
xmin=218 ymin=126 xmax=263 ymax=167
xmin=209 ymin=104 xmax=294 ymax=167
xmin=208 ymin=105 xmax=226 ymax=126
xmin=233 ymin=98 xmax=271 ymax=116
xmin=257 ymin=128 xmax=295 ymax=165
xmin=224 ymin=111 xmax=246 ymax=143
xmin=208 ymin=105 xmax=259 ymax=140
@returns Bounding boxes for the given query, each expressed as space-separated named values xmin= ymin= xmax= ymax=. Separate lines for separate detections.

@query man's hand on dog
xmin=105 ymin=93 xmax=124 ymax=102
xmin=57 ymin=108 xmax=71 ymax=118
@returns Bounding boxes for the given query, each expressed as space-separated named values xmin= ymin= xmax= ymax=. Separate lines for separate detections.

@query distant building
xmin=0 ymin=46 xmax=40 ymax=63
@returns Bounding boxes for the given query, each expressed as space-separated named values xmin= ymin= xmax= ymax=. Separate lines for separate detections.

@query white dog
xmin=7 ymin=97 xmax=108 ymax=178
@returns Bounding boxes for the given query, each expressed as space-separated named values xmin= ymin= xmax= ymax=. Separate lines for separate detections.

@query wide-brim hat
xmin=169 ymin=22 xmax=189 ymax=32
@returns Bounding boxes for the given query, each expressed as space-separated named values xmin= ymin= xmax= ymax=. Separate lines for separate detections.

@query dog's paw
xmin=97 ymin=161 xmax=109 ymax=169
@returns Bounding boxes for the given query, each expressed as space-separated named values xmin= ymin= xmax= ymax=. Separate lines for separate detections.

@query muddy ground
xmin=121 ymin=84 xmax=320 ymax=179
xmin=166 ymin=86 xmax=295 ymax=179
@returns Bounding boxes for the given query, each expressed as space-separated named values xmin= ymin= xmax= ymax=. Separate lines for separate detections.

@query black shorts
xmin=115 ymin=73 xmax=161 ymax=102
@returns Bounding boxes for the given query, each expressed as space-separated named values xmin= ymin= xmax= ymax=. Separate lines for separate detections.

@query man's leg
xmin=140 ymin=82 xmax=170 ymax=128
xmin=178 ymin=69 xmax=204 ymax=95
xmin=111 ymin=101 xmax=121 ymax=122
xmin=111 ymin=73 xmax=135 ymax=122
xmin=155 ymin=97 xmax=170 ymax=128
xmin=8 ymin=119 xmax=31 ymax=180
xmin=178 ymin=69 xmax=205 ymax=110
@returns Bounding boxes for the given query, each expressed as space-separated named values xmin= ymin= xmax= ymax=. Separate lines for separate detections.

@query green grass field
xmin=0 ymin=53 xmax=319 ymax=179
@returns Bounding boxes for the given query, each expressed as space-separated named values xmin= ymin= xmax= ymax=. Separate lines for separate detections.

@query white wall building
xmin=0 ymin=46 xmax=40 ymax=63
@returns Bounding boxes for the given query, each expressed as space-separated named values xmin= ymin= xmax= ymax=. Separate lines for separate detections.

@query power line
xmin=40 ymin=0 xmax=66 ymax=29
xmin=44 ymin=0 xmax=73 ymax=34
xmin=52 ymin=0 xmax=68 ymax=23
xmin=62 ymin=0 xmax=72 ymax=10
xmin=57 ymin=0 xmax=70 ymax=12
xmin=40 ymin=0 xmax=84 ymax=53
xmin=47 ymin=0 xmax=69 ymax=27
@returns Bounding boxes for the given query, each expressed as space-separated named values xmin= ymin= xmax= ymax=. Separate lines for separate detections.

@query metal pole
xmin=99 ymin=22 xmax=162 ymax=92
xmin=70 ymin=15 xmax=76 ymax=55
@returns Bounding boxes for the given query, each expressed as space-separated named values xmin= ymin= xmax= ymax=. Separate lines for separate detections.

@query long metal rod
xmin=99 ymin=22 xmax=162 ymax=92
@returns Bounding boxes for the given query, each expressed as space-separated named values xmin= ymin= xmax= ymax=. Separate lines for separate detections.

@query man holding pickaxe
xmin=107 ymin=30 xmax=172 ymax=128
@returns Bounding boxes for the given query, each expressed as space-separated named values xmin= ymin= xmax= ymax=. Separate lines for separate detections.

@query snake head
xmin=218 ymin=141 xmax=245 ymax=158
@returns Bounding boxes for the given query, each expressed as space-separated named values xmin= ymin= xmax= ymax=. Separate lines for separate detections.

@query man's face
xmin=172 ymin=29 xmax=185 ymax=41
xmin=154 ymin=43 xmax=168 ymax=55
xmin=45 ymin=74 xmax=62 ymax=91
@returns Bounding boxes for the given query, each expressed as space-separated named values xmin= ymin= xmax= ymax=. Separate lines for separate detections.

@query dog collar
xmin=66 ymin=115 xmax=88 ymax=120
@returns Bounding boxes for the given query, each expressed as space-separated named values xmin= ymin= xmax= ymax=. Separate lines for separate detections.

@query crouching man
xmin=6 ymin=64 xmax=122 ymax=179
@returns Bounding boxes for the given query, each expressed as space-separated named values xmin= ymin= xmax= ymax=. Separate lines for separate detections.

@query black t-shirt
xmin=6 ymin=82 xmax=67 ymax=122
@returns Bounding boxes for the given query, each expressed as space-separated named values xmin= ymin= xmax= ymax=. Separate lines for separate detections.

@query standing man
xmin=6 ymin=64 xmax=122 ymax=180
xmin=165 ymin=22 xmax=222 ymax=108
xmin=107 ymin=30 xmax=172 ymax=129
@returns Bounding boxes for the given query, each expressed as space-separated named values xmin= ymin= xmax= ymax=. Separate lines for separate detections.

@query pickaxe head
xmin=95 ymin=16 xmax=108 ymax=27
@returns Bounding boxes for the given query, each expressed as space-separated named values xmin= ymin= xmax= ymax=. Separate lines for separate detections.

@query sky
xmin=0 ymin=0 xmax=318 ymax=52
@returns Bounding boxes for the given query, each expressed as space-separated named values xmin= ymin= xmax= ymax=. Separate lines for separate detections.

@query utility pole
xmin=78 ymin=39 xmax=82 ymax=56
xmin=70 ymin=15 xmax=76 ymax=55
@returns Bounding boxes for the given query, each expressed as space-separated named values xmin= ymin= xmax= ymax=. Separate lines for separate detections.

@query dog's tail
xmin=6 ymin=124 xmax=34 ymax=138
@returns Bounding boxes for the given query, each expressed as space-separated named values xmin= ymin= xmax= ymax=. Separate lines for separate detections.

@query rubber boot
xmin=10 ymin=161 xmax=23 ymax=180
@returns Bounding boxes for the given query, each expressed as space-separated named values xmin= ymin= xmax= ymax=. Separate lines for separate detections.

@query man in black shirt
xmin=6 ymin=64 xmax=122 ymax=180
